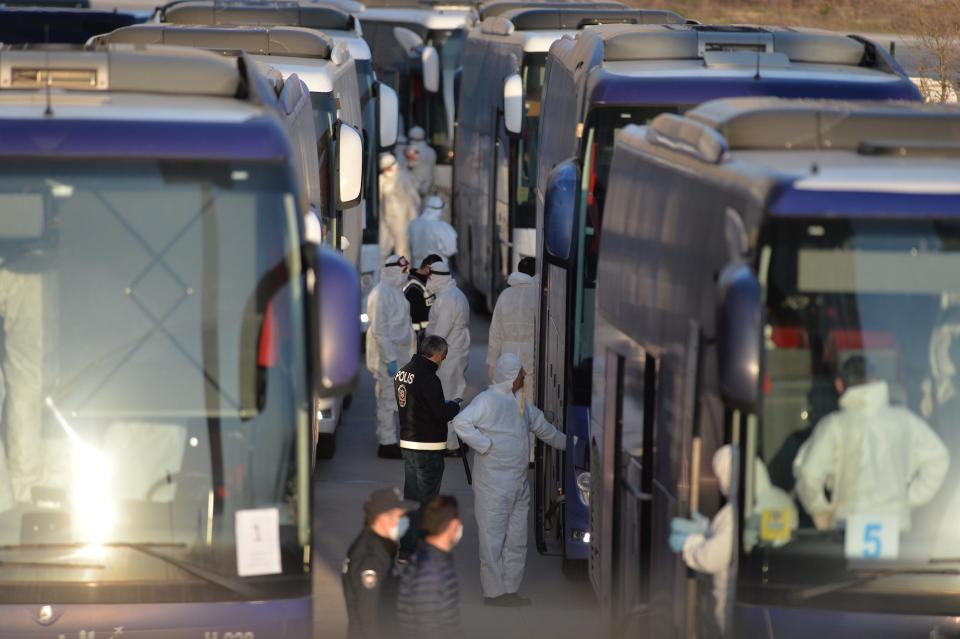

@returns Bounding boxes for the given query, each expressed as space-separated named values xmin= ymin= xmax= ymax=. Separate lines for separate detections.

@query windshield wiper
xmin=797 ymin=567 xmax=960 ymax=601
xmin=0 ymin=543 xmax=259 ymax=599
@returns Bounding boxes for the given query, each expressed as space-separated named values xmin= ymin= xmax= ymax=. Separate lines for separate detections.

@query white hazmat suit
xmin=487 ymin=271 xmax=537 ymax=389
xmin=378 ymin=153 xmax=420 ymax=263
xmin=793 ymin=380 xmax=949 ymax=531
xmin=407 ymin=195 xmax=457 ymax=268
xmin=406 ymin=126 xmax=437 ymax=197
xmin=365 ymin=255 xmax=414 ymax=445
xmin=453 ymin=353 xmax=566 ymax=598
xmin=425 ymin=259 xmax=470 ymax=449
xmin=673 ymin=446 xmax=795 ymax=631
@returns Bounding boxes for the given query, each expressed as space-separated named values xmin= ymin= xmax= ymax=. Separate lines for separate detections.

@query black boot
xmin=377 ymin=444 xmax=402 ymax=459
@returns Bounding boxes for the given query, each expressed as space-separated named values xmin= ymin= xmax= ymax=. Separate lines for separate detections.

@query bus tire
xmin=316 ymin=433 xmax=336 ymax=460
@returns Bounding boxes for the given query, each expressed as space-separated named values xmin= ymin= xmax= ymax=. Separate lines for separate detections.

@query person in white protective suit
xmin=452 ymin=353 xmax=566 ymax=606
xmin=405 ymin=126 xmax=437 ymax=197
xmin=378 ymin=153 xmax=419 ymax=264
xmin=366 ymin=255 xmax=415 ymax=460
xmin=793 ymin=355 xmax=950 ymax=531
xmin=670 ymin=446 xmax=795 ymax=633
xmin=407 ymin=195 xmax=457 ymax=268
xmin=486 ymin=257 xmax=536 ymax=386
xmin=424 ymin=258 xmax=470 ymax=451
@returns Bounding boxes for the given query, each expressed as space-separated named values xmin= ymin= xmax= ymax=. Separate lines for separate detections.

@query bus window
xmin=570 ymin=106 xmax=681 ymax=404
xmin=747 ymin=218 xmax=960 ymax=569
xmin=0 ymin=159 xmax=309 ymax=602
xmin=514 ymin=52 xmax=546 ymax=229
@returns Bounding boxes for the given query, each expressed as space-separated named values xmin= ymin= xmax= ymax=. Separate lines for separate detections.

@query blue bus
xmin=0 ymin=45 xmax=359 ymax=637
xmin=533 ymin=24 xmax=921 ymax=569
xmin=592 ymin=98 xmax=960 ymax=636
xmin=452 ymin=5 xmax=684 ymax=311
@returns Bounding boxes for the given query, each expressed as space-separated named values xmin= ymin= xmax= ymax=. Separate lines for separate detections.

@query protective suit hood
xmin=381 ymin=255 xmax=408 ymax=289
xmin=492 ymin=353 xmax=522 ymax=393
xmin=426 ymin=259 xmax=454 ymax=294
xmin=714 ymin=445 xmax=732 ymax=497
xmin=421 ymin=207 xmax=442 ymax=220
xmin=506 ymin=272 xmax=534 ymax=288
xmin=839 ymin=380 xmax=888 ymax=412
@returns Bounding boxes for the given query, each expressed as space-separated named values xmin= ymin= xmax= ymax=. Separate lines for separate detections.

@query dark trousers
xmin=400 ymin=448 xmax=445 ymax=555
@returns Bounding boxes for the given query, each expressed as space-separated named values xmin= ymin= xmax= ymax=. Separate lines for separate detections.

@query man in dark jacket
xmin=396 ymin=335 xmax=461 ymax=556
xmin=343 ymin=487 xmax=417 ymax=639
xmin=404 ymin=254 xmax=442 ymax=349
xmin=398 ymin=495 xmax=463 ymax=639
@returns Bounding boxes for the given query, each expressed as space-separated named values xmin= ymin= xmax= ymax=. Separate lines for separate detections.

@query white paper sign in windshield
xmin=844 ymin=513 xmax=900 ymax=560
xmin=236 ymin=507 xmax=282 ymax=576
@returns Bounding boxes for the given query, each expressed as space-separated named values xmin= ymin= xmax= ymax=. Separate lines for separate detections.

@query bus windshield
xmin=571 ymin=106 xmax=680 ymax=403
xmin=514 ymin=52 xmax=546 ymax=229
xmin=743 ymin=217 xmax=960 ymax=605
xmin=427 ymin=27 xmax=464 ymax=164
xmin=0 ymin=160 xmax=309 ymax=604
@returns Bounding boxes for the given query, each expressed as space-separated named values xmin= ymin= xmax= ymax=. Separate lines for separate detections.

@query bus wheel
xmin=316 ymin=433 xmax=337 ymax=460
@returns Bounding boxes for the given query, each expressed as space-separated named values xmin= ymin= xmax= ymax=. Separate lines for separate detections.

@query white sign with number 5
xmin=844 ymin=514 xmax=900 ymax=560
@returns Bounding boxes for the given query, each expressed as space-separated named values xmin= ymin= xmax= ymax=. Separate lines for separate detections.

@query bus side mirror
xmin=336 ymin=122 xmax=363 ymax=210
xmin=315 ymin=246 xmax=360 ymax=398
xmin=717 ymin=263 xmax=762 ymax=412
xmin=544 ymin=160 xmax=578 ymax=262
xmin=421 ymin=45 xmax=440 ymax=93
xmin=378 ymin=83 xmax=399 ymax=149
xmin=503 ymin=73 xmax=523 ymax=135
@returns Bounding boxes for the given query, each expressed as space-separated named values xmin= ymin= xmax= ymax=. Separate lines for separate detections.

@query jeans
xmin=400 ymin=448 xmax=445 ymax=556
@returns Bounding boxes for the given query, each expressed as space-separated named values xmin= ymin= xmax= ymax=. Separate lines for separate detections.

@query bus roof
xmin=630 ymin=98 xmax=960 ymax=215
xmin=157 ymin=1 xmax=373 ymax=60
xmin=0 ymin=45 xmax=289 ymax=159
xmin=359 ymin=6 xmax=474 ymax=30
xmin=160 ymin=1 xmax=359 ymax=31
xmin=478 ymin=8 xmax=684 ymax=36
xmin=477 ymin=0 xmax=626 ymax=20
xmin=95 ymin=23 xmax=335 ymax=60
xmin=569 ymin=24 xmax=919 ymax=106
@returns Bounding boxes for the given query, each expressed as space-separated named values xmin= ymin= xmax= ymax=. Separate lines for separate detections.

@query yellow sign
xmin=760 ymin=507 xmax=793 ymax=544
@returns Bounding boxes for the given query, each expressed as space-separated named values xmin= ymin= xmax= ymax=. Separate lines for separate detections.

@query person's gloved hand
xmin=669 ymin=529 xmax=690 ymax=553
xmin=671 ymin=512 xmax=710 ymax=536
xmin=387 ymin=361 xmax=398 ymax=377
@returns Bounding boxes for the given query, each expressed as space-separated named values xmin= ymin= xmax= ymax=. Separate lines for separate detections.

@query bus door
xmin=493 ymin=123 xmax=512 ymax=298
xmin=535 ymin=258 xmax=569 ymax=554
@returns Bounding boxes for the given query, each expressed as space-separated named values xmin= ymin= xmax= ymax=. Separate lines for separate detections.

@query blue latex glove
xmin=669 ymin=530 xmax=689 ymax=553
xmin=671 ymin=513 xmax=709 ymax=536
xmin=387 ymin=361 xmax=398 ymax=376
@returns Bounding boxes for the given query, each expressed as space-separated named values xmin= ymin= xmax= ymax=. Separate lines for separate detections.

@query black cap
xmin=363 ymin=487 xmax=418 ymax=519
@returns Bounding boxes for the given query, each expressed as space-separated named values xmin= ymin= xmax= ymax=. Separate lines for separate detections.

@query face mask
xmin=389 ymin=515 xmax=410 ymax=542
xmin=452 ymin=522 xmax=463 ymax=547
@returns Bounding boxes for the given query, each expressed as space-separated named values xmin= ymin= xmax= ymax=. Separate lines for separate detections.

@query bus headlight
xmin=576 ymin=471 xmax=591 ymax=505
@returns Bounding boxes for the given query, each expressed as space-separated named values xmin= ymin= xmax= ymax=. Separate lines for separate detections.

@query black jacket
xmin=397 ymin=541 xmax=461 ymax=639
xmin=404 ymin=273 xmax=432 ymax=328
xmin=396 ymin=355 xmax=460 ymax=450
xmin=342 ymin=527 xmax=399 ymax=639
